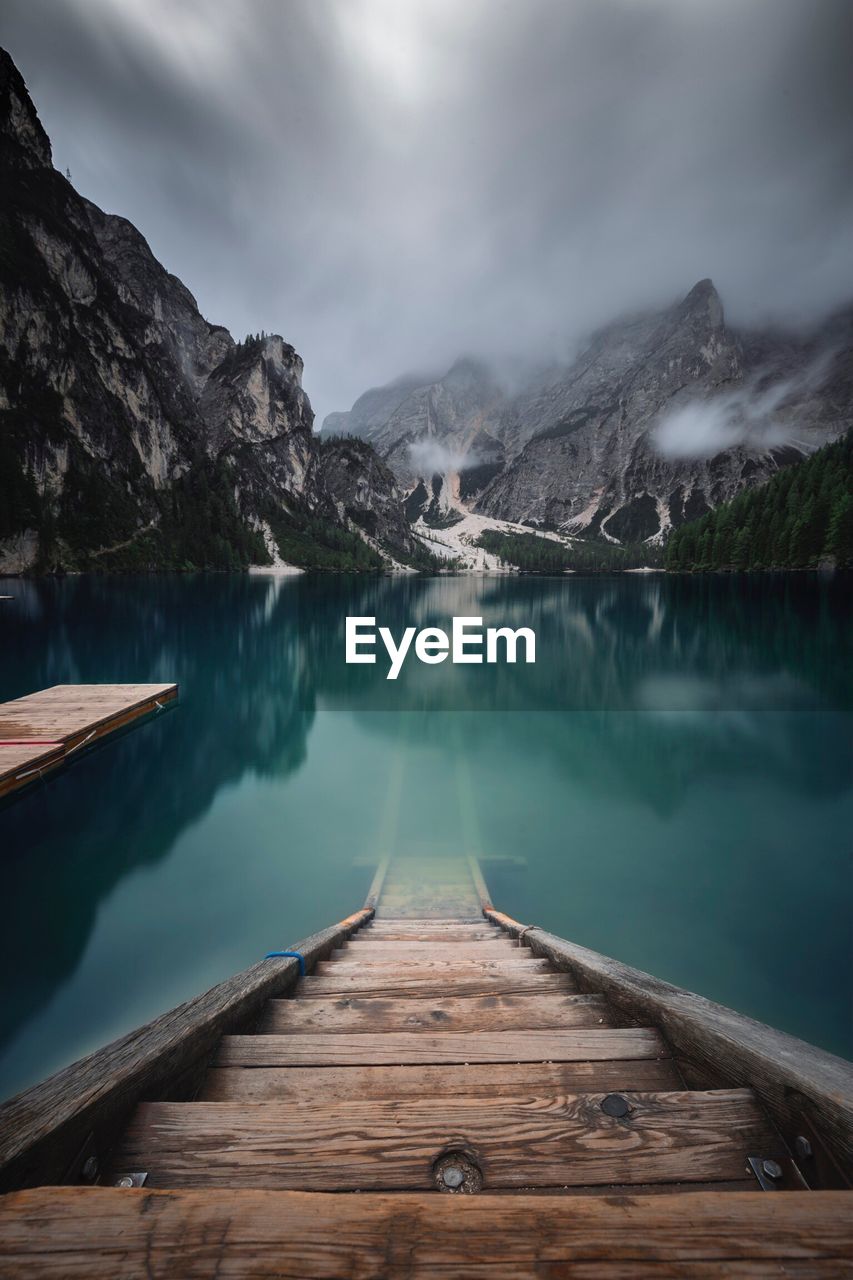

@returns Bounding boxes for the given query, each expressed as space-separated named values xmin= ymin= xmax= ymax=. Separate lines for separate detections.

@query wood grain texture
xmin=0 ymin=743 xmax=64 ymax=791
xmin=215 ymin=1027 xmax=668 ymax=1065
xmin=0 ymin=907 xmax=373 ymax=1193
xmin=363 ymin=928 xmax=500 ymax=941
xmin=4 ymin=1188 xmax=851 ymax=1279
xmin=319 ymin=955 xmax=551 ymax=973
xmin=486 ymin=909 xmax=853 ymax=1182
xmin=108 ymin=1090 xmax=780 ymax=1190
xmin=0 ymin=683 xmax=177 ymax=741
xmin=350 ymin=936 xmax=507 ymax=947
xmin=0 ymin=684 xmax=178 ymax=798
xmin=260 ymin=992 xmax=616 ymax=1033
xmin=296 ymin=971 xmax=579 ymax=998
xmin=200 ymin=1058 xmax=684 ymax=1102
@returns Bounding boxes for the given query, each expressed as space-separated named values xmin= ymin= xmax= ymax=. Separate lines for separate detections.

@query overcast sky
xmin=2 ymin=0 xmax=852 ymax=423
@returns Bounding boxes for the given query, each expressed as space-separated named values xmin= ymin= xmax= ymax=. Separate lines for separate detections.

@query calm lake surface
xmin=0 ymin=571 xmax=850 ymax=1099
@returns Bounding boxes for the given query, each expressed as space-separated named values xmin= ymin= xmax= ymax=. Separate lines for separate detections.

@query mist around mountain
xmin=324 ymin=280 xmax=853 ymax=549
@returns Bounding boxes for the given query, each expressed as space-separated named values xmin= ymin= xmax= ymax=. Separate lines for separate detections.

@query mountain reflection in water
xmin=0 ymin=571 xmax=850 ymax=1099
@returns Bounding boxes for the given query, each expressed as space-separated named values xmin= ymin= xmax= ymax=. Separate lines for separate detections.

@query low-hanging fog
xmin=1 ymin=0 xmax=851 ymax=424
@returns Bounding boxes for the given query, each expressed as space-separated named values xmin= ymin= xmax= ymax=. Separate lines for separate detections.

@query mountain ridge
xmin=325 ymin=279 xmax=852 ymax=543
xmin=0 ymin=48 xmax=423 ymax=573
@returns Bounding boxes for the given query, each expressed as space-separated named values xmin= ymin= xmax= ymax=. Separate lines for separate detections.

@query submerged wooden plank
xmin=0 ymin=908 xmax=373 ymax=1193
xmin=298 ymin=972 xmax=579 ymax=998
xmin=109 ymin=1090 xmax=780 ymax=1190
xmin=200 ymin=1058 xmax=684 ymax=1102
xmin=261 ymin=992 xmax=616 ymax=1034
xmin=4 ymin=1188 xmax=851 ymax=1279
xmin=487 ymin=909 xmax=853 ymax=1180
xmin=216 ymin=1027 xmax=667 ymax=1066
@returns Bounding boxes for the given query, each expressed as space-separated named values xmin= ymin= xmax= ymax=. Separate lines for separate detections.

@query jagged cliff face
xmin=326 ymin=281 xmax=852 ymax=542
xmin=0 ymin=49 xmax=415 ymax=573
xmin=324 ymin=358 xmax=506 ymax=521
xmin=319 ymin=437 xmax=423 ymax=563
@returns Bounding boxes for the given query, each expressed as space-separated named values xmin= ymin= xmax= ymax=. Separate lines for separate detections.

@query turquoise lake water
xmin=0 ymin=571 xmax=850 ymax=1100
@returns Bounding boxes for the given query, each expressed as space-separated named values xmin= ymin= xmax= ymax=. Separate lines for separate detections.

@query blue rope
xmin=265 ymin=950 xmax=305 ymax=975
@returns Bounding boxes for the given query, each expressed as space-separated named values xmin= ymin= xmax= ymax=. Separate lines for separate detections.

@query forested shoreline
xmin=665 ymin=432 xmax=852 ymax=572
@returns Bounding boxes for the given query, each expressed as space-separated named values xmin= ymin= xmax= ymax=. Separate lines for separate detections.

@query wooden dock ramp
xmin=0 ymin=683 xmax=178 ymax=799
xmin=0 ymin=853 xmax=851 ymax=1275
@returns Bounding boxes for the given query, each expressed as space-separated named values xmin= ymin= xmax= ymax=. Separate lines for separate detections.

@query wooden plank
xmin=297 ymin=972 xmax=579 ymax=998
xmin=0 ymin=743 xmax=64 ymax=796
xmin=0 ymin=908 xmax=373 ymax=1193
xmin=200 ymin=1058 xmax=684 ymax=1102
xmin=216 ymin=1027 xmax=668 ymax=1066
xmin=363 ymin=928 xmax=499 ymax=941
xmin=0 ymin=683 xmax=177 ymax=744
xmin=3 ymin=1188 xmax=851 ymax=1278
xmin=486 ymin=909 xmax=853 ymax=1182
xmin=365 ymin=917 xmax=486 ymax=927
xmin=108 ymin=1089 xmax=781 ymax=1190
xmin=342 ymin=940 xmax=519 ymax=957
xmin=0 ymin=683 xmax=179 ymax=799
xmin=319 ymin=955 xmax=549 ymax=973
xmin=260 ymin=992 xmax=616 ymax=1034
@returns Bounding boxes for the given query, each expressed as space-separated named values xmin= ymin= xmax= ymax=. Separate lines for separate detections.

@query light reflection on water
xmin=0 ymin=571 xmax=850 ymax=1100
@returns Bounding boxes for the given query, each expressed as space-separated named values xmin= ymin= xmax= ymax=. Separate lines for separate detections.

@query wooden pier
xmin=0 ymin=853 xmax=851 ymax=1275
xmin=0 ymin=683 xmax=178 ymax=799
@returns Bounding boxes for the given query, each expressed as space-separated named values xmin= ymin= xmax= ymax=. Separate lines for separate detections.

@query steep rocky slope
xmin=327 ymin=282 xmax=852 ymax=543
xmin=0 ymin=49 xmax=417 ymax=573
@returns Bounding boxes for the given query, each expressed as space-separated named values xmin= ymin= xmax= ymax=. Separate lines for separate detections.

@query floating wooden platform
xmin=0 ymin=855 xmax=851 ymax=1276
xmin=0 ymin=683 xmax=178 ymax=799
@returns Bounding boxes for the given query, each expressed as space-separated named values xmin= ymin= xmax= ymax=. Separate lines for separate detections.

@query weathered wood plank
xmin=3 ymin=1188 xmax=850 ymax=1278
xmin=365 ymin=917 xmax=485 ymax=927
xmin=348 ymin=937 xmax=513 ymax=949
xmin=200 ymin=1058 xmax=684 ymax=1102
xmin=0 ymin=908 xmax=373 ymax=1193
xmin=486 ymin=909 xmax=853 ymax=1182
xmin=319 ymin=955 xmax=550 ymax=973
xmin=0 ymin=684 xmax=179 ymax=799
xmin=297 ymin=972 xmax=579 ymax=998
xmin=108 ymin=1090 xmax=780 ymax=1190
xmin=363 ymin=928 xmax=500 ymax=941
xmin=0 ymin=683 xmax=177 ymax=743
xmin=215 ymin=1027 xmax=668 ymax=1066
xmin=260 ymin=992 xmax=616 ymax=1034
xmin=0 ymin=743 xmax=64 ymax=793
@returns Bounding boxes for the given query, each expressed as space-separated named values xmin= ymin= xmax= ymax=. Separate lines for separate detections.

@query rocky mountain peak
xmin=677 ymin=277 xmax=724 ymax=328
xmin=0 ymin=48 xmax=52 ymax=169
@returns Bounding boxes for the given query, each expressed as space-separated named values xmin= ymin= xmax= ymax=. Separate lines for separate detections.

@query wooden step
xmin=365 ymin=917 xmax=485 ymax=927
xmin=200 ymin=1058 xmax=684 ymax=1102
xmin=340 ymin=936 xmax=514 ymax=957
xmin=318 ymin=956 xmax=548 ymax=974
xmin=297 ymin=972 xmax=579 ymax=998
xmin=215 ymin=1027 xmax=667 ymax=1066
xmin=108 ymin=1090 xmax=780 ymax=1191
xmin=259 ymin=992 xmax=616 ymax=1034
xmin=6 ymin=1188 xmax=851 ymax=1277
xmin=362 ymin=928 xmax=499 ymax=941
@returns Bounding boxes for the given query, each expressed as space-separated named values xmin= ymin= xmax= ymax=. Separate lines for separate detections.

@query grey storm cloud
xmin=2 ymin=0 xmax=852 ymax=425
